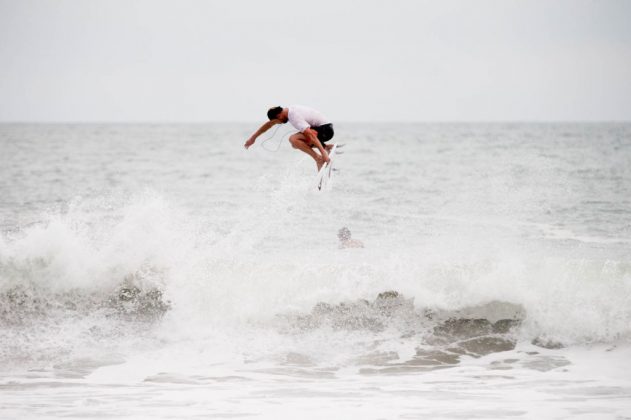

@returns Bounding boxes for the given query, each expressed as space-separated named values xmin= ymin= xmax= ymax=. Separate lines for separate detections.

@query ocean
xmin=1 ymin=123 xmax=630 ymax=419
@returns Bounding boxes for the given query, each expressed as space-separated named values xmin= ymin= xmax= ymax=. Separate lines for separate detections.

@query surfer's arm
xmin=244 ymin=120 xmax=278 ymax=149
xmin=304 ymin=128 xmax=329 ymax=162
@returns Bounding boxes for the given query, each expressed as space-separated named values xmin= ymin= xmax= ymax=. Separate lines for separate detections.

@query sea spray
xmin=2 ymin=189 xmax=631 ymax=369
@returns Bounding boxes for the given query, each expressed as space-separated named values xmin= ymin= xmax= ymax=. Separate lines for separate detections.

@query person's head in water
xmin=338 ymin=227 xmax=352 ymax=241
xmin=338 ymin=227 xmax=364 ymax=248
xmin=267 ymin=106 xmax=288 ymax=123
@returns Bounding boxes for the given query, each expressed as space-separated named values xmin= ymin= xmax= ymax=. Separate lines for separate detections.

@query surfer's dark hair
xmin=338 ymin=227 xmax=351 ymax=240
xmin=267 ymin=106 xmax=283 ymax=120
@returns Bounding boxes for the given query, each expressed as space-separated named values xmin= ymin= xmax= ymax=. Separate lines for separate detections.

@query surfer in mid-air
xmin=244 ymin=105 xmax=335 ymax=171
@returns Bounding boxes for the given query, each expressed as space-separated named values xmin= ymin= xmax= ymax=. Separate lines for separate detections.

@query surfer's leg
xmin=289 ymin=133 xmax=324 ymax=170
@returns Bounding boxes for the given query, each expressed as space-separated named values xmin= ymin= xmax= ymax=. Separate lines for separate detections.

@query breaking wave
xmin=1 ymin=192 xmax=631 ymax=368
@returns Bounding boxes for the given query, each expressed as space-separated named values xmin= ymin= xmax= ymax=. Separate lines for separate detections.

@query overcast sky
xmin=1 ymin=0 xmax=630 ymax=122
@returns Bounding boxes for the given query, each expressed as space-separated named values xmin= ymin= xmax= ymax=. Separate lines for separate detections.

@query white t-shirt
xmin=287 ymin=105 xmax=330 ymax=133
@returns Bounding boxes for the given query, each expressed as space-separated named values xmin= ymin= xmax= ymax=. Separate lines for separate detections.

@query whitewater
xmin=1 ymin=123 xmax=631 ymax=419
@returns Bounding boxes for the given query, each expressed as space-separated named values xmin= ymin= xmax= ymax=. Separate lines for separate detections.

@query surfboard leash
xmin=260 ymin=125 xmax=297 ymax=152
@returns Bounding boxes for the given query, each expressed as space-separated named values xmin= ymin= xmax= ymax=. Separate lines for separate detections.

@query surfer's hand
xmin=244 ymin=137 xmax=255 ymax=149
xmin=322 ymin=151 xmax=330 ymax=163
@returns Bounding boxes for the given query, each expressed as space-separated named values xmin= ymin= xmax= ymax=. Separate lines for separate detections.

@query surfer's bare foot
xmin=315 ymin=156 xmax=324 ymax=171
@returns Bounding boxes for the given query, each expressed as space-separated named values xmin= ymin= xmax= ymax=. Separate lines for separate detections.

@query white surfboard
xmin=316 ymin=143 xmax=338 ymax=191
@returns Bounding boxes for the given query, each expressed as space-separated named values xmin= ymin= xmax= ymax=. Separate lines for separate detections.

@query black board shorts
xmin=312 ymin=123 xmax=334 ymax=143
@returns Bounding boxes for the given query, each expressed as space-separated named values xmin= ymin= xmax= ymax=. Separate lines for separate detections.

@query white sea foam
xmin=1 ymin=185 xmax=629 ymax=349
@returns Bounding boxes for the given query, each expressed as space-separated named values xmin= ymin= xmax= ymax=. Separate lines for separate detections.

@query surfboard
xmin=316 ymin=143 xmax=338 ymax=191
